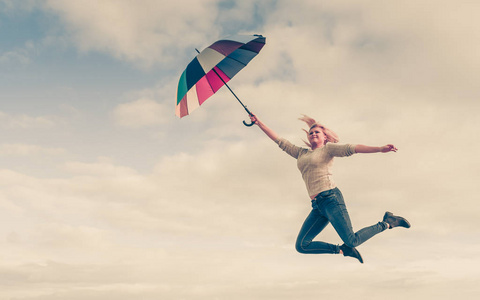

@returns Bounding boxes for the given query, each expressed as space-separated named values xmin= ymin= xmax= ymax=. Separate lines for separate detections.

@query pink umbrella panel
xmin=176 ymin=34 xmax=266 ymax=118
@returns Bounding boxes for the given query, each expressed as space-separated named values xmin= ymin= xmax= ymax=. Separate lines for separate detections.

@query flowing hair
xmin=299 ymin=115 xmax=339 ymax=148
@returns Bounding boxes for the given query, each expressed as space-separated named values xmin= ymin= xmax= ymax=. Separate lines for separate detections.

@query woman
xmin=250 ymin=114 xmax=410 ymax=263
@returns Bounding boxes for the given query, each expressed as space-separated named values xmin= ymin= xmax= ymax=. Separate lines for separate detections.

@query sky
xmin=1 ymin=0 xmax=480 ymax=299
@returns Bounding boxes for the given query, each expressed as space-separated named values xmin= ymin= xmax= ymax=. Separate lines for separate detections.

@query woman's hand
xmin=381 ymin=144 xmax=398 ymax=153
xmin=249 ymin=114 xmax=258 ymax=125
xmin=355 ymin=144 xmax=398 ymax=153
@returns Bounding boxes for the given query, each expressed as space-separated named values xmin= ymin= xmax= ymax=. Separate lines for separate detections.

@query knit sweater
xmin=275 ymin=137 xmax=357 ymax=198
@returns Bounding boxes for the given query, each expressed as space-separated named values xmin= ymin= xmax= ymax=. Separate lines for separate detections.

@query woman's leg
xmin=295 ymin=207 xmax=340 ymax=254
xmin=319 ymin=188 xmax=388 ymax=248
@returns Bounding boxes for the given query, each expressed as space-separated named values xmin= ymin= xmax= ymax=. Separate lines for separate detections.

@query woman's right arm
xmin=251 ymin=114 xmax=304 ymax=159
xmin=250 ymin=114 xmax=279 ymax=142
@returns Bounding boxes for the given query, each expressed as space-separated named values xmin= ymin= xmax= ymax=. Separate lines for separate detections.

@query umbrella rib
xmin=226 ymin=56 xmax=247 ymax=67
xmin=226 ymin=48 xmax=257 ymax=66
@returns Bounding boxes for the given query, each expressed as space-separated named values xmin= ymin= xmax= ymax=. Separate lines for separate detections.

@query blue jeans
xmin=295 ymin=187 xmax=388 ymax=254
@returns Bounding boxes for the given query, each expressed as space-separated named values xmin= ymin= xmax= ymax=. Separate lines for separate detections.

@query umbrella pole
xmin=212 ymin=68 xmax=255 ymax=127
xmin=195 ymin=49 xmax=255 ymax=126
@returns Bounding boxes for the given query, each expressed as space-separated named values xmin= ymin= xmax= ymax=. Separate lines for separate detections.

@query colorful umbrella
xmin=176 ymin=34 xmax=266 ymax=126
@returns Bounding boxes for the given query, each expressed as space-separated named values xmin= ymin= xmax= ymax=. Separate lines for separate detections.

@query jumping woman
xmin=250 ymin=114 xmax=410 ymax=263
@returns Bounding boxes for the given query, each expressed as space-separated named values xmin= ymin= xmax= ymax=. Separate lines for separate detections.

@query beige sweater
xmin=276 ymin=138 xmax=357 ymax=197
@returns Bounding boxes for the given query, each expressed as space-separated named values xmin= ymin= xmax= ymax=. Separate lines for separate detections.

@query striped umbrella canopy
xmin=176 ymin=34 xmax=266 ymax=120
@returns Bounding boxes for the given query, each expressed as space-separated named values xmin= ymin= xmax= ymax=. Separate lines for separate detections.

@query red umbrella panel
xmin=176 ymin=34 xmax=266 ymax=118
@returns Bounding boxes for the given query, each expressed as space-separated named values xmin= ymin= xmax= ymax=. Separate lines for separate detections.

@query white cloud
xmin=0 ymin=111 xmax=56 ymax=129
xmin=43 ymin=0 xmax=220 ymax=68
xmin=0 ymin=0 xmax=37 ymax=11
xmin=0 ymin=143 xmax=65 ymax=156
xmin=112 ymin=98 xmax=168 ymax=128
xmin=259 ymin=0 xmax=480 ymax=104
xmin=0 ymin=137 xmax=479 ymax=299
xmin=0 ymin=48 xmax=31 ymax=65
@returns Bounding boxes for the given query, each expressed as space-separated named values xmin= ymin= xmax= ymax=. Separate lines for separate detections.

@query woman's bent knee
xmin=342 ymin=237 xmax=360 ymax=248
xmin=295 ymin=242 xmax=308 ymax=253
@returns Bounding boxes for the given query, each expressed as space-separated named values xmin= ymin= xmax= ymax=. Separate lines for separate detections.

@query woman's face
xmin=308 ymin=126 xmax=327 ymax=148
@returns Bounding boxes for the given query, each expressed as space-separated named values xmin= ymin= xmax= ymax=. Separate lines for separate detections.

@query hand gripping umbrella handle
xmin=242 ymin=107 xmax=255 ymax=127
xmin=243 ymin=118 xmax=255 ymax=127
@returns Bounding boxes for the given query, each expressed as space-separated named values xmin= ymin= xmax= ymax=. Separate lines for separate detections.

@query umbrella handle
xmin=243 ymin=119 xmax=255 ymax=127
xmin=242 ymin=110 xmax=255 ymax=127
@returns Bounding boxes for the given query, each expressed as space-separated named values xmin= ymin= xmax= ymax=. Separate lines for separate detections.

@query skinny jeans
xmin=295 ymin=187 xmax=387 ymax=254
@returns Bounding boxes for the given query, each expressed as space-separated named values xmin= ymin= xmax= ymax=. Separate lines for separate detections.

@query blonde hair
xmin=299 ymin=115 xmax=339 ymax=148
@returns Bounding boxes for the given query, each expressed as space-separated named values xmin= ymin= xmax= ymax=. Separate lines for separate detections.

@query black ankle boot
xmin=340 ymin=244 xmax=364 ymax=264
xmin=383 ymin=211 xmax=411 ymax=229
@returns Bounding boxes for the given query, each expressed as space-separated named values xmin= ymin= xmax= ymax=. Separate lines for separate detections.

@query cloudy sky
xmin=1 ymin=0 xmax=479 ymax=299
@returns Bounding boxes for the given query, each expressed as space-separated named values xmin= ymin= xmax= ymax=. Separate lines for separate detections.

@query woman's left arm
xmin=355 ymin=144 xmax=398 ymax=153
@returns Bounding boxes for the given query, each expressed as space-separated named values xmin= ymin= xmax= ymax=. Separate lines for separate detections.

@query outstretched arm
xmin=250 ymin=114 xmax=279 ymax=142
xmin=355 ymin=144 xmax=398 ymax=153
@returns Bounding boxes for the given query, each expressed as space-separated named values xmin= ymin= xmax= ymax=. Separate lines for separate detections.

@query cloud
xmin=43 ymin=0 xmax=221 ymax=68
xmin=0 ymin=0 xmax=37 ymax=11
xmin=1 ymin=140 xmax=479 ymax=299
xmin=0 ymin=111 xmax=56 ymax=129
xmin=112 ymin=98 xmax=168 ymax=128
xmin=0 ymin=48 xmax=31 ymax=65
xmin=0 ymin=144 xmax=65 ymax=156
xmin=258 ymin=0 xmax=480 ymax=105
